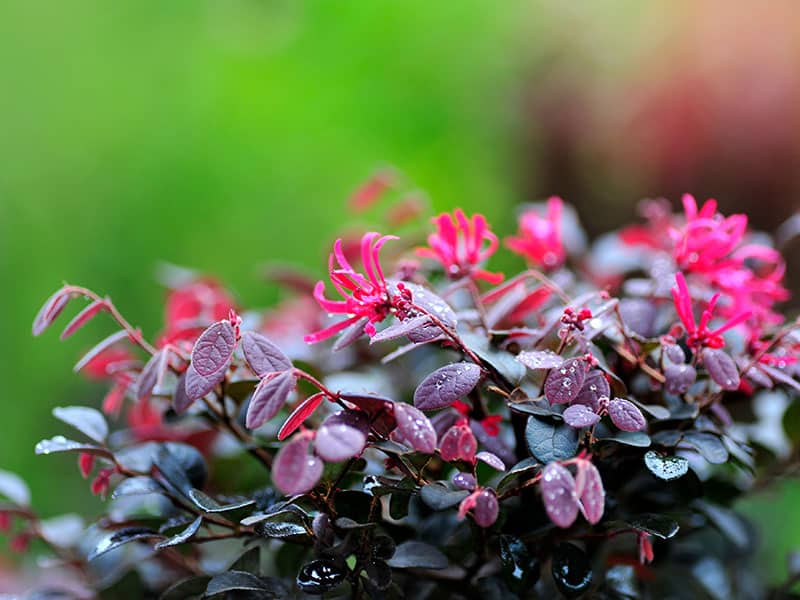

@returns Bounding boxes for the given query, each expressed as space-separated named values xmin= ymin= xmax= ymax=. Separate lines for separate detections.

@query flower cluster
xmin=5 ymin=189 xmax=798 ymax=598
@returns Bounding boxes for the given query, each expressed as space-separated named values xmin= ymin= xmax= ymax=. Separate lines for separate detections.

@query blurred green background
xmin=1 ymin=0 xmax=798 ymax=584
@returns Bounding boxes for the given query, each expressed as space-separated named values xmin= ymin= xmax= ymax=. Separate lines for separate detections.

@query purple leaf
xmin=664 ymin=362 xmax=697 ymax=395
xmin=241 ymin=331 xmax=291 ymax=377
xmin=663 ymin=344 xmax=686 ymax=365
xmin=562 ymin=404 xmax=601 ymax=428
xmin=272 ymin=435 xmax=323 ymax=495
xmin=332 ymin=317 xmax=369 ymax=351
xmin=393 ymin=403 xmax=437 ymax=454
xmin=185 ymin=321 xmax=236 ymax=401
xmin=575 ymin=461 xmax=605 ymax=525
xmin=173 ymin=370 xmax=192 ymax=414
xmin=314 ymin=411 xmax=369 ymax=462
xmin=572 ymin=370 xmax=610 ymax=411
xmin=137 ymin=350 xmax=165 ymax=401
xmin=452 ymin=472 xmax=477 ymax=491
xmin=73 ymin=329 xmax=131 ymax=373
xmin=759 ymin=363 xmax=800 ymax=392
xmin=543 ymin=358 xmax=588 ymax=405
xmin=278 ymin=392 xmax=326 ymax=441
xmin=60 ymin=298 xmax=108 ymax=340
xmin=475 ymin=451 xmax=506 ymax=471
xmin=607 ymin=398 xmax=647 ymax=432
xmin=32 ymin=286 xmax=72 ymax=336
xmin=517 ymin=349 xmax=563 ymax=371
xmin=413 ymin=362 xmax=482 ymax=410
xmin=245 ymin=371 xmax=296 ymax=429
xmin=396 ymin=282 xmax=457 ymax=343
xmin=371 ymin=315 xmax=431 ymax=344
xmin=52 ymin=406 xmax=108 ymax=444
xmin=541 ymin=462 xmax=579 ymax=529
xmin=702 ymin=348 xmax=740 ymax=391
xmin=473 ymin=489 xmax=499 ymax=528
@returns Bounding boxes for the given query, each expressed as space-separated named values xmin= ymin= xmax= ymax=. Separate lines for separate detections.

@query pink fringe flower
xmin=416 ymin=209 xmax=503 ymax=284
xmin=305 ymin=232 xmax=399 ymax=344
xmin=505 ymin=197 xmax=566 ymax=270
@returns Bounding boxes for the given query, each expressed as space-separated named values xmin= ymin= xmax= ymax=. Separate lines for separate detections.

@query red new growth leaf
xmin=541 ymin=462 xmax=579 ymax=529
xmin=272 ymin=433 xmax=323 ymax=496
xmin=185 ymin=320 xmax=236 ymax=401
xmin=278 ymin=392 xmax=326 ymax=441
xmin=78 ymin=452 xmax=95 ymax=479
xmin=32 ymin=286 xmax=73 ymax=336
xmin=60 ymin=298 xmax=109 ymax=340
xmin=439 ymin=421 xmax=477 ymax=463
xmin=575 ymin=459 xmax=605 ymax=525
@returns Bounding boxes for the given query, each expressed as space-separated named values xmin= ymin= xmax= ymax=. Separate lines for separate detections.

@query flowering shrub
xmin=3 ymin=186 xmax=799 ymax=598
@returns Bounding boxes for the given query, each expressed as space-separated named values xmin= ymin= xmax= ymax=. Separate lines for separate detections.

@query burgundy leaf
xmin=475 ymin=451 xmax=505 ymax=471
xmin=543 ymin=358 xmax=588 ymax=405
xmin=278 ymin=392 xmax=326 ymax=441
xmin=173 ymin=370 xmax=192 ymax=414
xmin=607 ymin=398 xmax=647 ymax=432
xmin=413 ymin=362 xmax=482 ymax=410
xmin=702 ymin=348 xmax=740 ymax=391
xmin=473 ymin=489 xmax=499 ymax=528
xmin=562 ymin=404 xmax=601 ymax=428
xmin=32 ymin=286 xmax=72 ymax=336
xmin=541 ymin=462 xmax=579 ymax=529
xmin=663 ymin=344 xmax=686 ymax=365
xmin=314 ymin=410 xmax=369 ymax=462
xmin=759 ymin=363 xmax=800 ymax=392
xmin=517 ymin=349 xmax=563 ymax=371
xmin=245 ymin=371 xmax=297 ymax=429
xmin=393 ymin=403 xmax=437 ymax=454
xmin=397 ymin=282 xmax=457 ymax=343
xmin=332 ymin=317 xmax=369 ymax=351
xmin=575 ymin=460 xmax=605 ymax=525
xmin=60 ymin=299 xmax=108 ymax=340
xmin=572 ymin=370 xmax=610 ymax=411
xmin=137 ymin=350 xmax=165 ymax=401
xmin=664 ymin=362 xmax=697 ymax=395
xmin=241 ymin=331 xmax=292 ymax=377
xmin=272 ymin=435 xmax=323 ymax=495
xmin=339 ymin=392 xmax=397 ymax=436
xmin=371 ymin=315 xmax=431 ymax=344
xmin=73 ymin=329 xmax=131 ymax=373
xmin=439 ymin=422 xmax=477 ymax=463
xmin=185 ymin=321 xmax=236 ymax=401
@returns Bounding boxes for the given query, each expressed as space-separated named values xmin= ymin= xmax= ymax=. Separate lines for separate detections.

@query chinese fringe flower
xmin=305 ymin=232 xmax=399 ymax=343
xmin=671 ymin=272 xmax=750 ymax=349
xmin=505 ymin=196 xmax=565 ymax=270
xmin=416 ymin=209 xmax=503 ymax=284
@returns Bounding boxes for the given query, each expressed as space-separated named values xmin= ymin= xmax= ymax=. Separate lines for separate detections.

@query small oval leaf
xmin=476 ymin=451 xmax=506 ymax=471
xmin=575 ymin=461 xmax=604 ymax=525
xmin=52 ymin=406 xmax=108 ymax=443
xmin=185 ymin=321 xmax=236 ymax=400
xmin=414 ymin=362 xmax=482 ymax=410
xmin=525 ymin=416 xmax=579 ymax=464
xmin=60 ymin=299 xmax=107 ymax=340
xmin=272 ymin=435 xmax=323 ymax=495
xmin=314 ymin=411 xmax=369 ymax=462
xmin=517 ymin=349 xmax=563 ymax=371
xmin=607 ymin=398 xmax=647 ymax=432
xmin=572 ymin=370 xmax=610 ymax=411
xmin=703 ymin=348 xmax=740 ymax=391
xmin=245 ymin=371 xmax=297 ymax=429
xmin=278 ymin=392 xmax=326 ymax=441
xmin=393 ymin=403 xmax=437 ymax=454
xmin=241 ymin=331 xmax=292 ymax=377
xmin=562 ymin=404 xmax=600 ymax=429
xmin=644 ymin=450 xmax=690 ymax=481
xmin=541 ymin=462 xmax=579 ymax=528
xmin=544 ymin=359 xmax=588 ymax=405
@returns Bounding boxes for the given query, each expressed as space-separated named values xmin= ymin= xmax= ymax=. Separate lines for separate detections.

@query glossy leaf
xmin=664 ymin=362 xmax=697 ymax=395
xmin=272 ymin=435 xmax=323 ymax=495
xmin=525 ymin=416 xmax=579 ymax=464
xmin=473 ymin=488 xmax=499 ymax=528
xmin=499 ymin=535 xmax=539 ymax=592
xmin=452 ymin=472 xmax=477 ymax=491
xmin=572 ymin=370 xmax=610 ymax=411
xmin=626 ymin=514 xmax=680 ymax=539
xmin=296 ymin=559 xmax=347 ymax=594
xmin=35 ymin=436 xmax=113 ymax=459
xmin=155 ymin=515 xmax=202 ymax=549
xmin=278 ymin=392 xmax=325 ymax=441
xmin=245 ymin=371 xmax=297 ymax=429
xmin=517 ymin=349 xmax=563 ymax=371
xmin=607 ymin=398 xmax=647 ymax=432
xmin=206 ymin=571 xmax=288 ymax=597
xmin=393 ymin=403 xmax=437 ymax=453
xmin=185 ymin=320 xmax=236 ymax=401
xmin=420 ymin=482 xmax=469 ymax=510
xmin=413 ymin=362 xmax=481 ymax=410
xmin=187 ymin=489 xmax=254 ymax=513
xmin=314 ymin=410 xmax=369 ymax=462
xmin=476 ymin=451 xmax=506 ymax=471
xmin=111 ymin=476 xmax=163 ymax=500
xmin=399 ymin=281 xmax=458 ymax=343
xmin=543 ymin=358 xmax=588 ymax=405
xmin=682 ymin=431 xmax=729 ymax=464
xmin=439 ymin=422 xmax=477 ymax=462
xmin=551 ymin=543 xmax=592 ymax=598
xmin=88 ymin=527 xmax=163 ymax=561
xmin=562 ymin=404 xmax=600 ymax=428
xmin=52 ymin=406 xmax=108 ymax=443
xmin=703 ymin=348 xmax=740 ymax=391
xmin=540 ymin=463 xmax=579 ymax=528
xmin=241 ymin=331 xmax=292 ymax=377
xmin=644 ymin=451 xmax=690 ymax=481
xmin=371 ymin=315 xmax=430 ymax=343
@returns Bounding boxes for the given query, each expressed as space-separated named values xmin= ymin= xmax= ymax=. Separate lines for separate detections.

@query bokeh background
xmin=1 ymin=0 xmax=798 ymax=585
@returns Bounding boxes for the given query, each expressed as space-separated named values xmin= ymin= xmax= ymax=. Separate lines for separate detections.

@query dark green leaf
xmin=626 ymin=514 xmax=679 ymax=539
xmin=34 ymin=436 xmax=113 ymax=459
xmin=296 ymin=559 xmax=347 ymax=594
xmin=419 ymin=482 xmax=469 ymax=510
xmin=159 ymin=576 xmax=211 ymax=600
xmin=594 ymin=422 xmax=651 ymax=448
xmin=682 ymin=431 xmax=729 ymax=464
xmin=551 ymin=543 xmax=592 ymax=598
xmin=525 ymin=416 xmax=579 ymax=463
xmin=155 ymin=516 xmax=202 ymax=549
xmin=387 ymin=541 xmax=448 ymax=569
xmin=88 ymin=527 xmax=164 ymax=561
xmin=229 ymin=546 xmax=261 ymax=575
xmin=188 ymin=489 xmax=255 ymax=513
xmin=499 ymin=535 xmax=539 ymax=592
xmin=497 ymin=457 xmax=540 ymax=492
xmin=111 ymin=477 xmax=163 ymax=500
xmin=205 ymin=571 xmax=288 ymax=597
